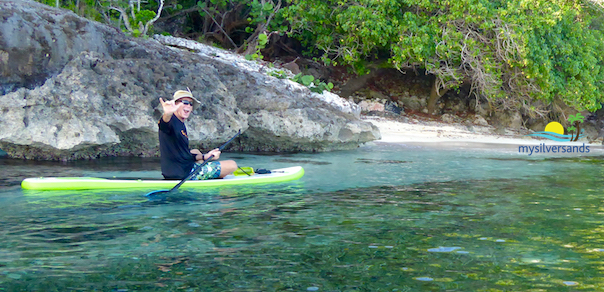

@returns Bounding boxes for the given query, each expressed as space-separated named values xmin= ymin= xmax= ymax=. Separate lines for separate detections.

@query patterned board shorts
xmin=190 ymin=161 xmax=221 ymax=180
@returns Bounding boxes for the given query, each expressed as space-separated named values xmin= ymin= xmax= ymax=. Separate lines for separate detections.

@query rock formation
xmin=0 ymin=0 xmax=380 ymax=160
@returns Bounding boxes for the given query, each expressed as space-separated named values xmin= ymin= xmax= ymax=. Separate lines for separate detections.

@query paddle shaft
xmin=168 ymin=154 xmax=214 ymax=191
xmin=181 ymin=130 xmax=241 ymax=186
xmin=151 ymin=130 xmax=241 ymax=195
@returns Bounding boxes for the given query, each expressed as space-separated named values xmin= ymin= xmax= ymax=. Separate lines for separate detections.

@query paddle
xmin=145 ymin=130 xmax=241 ymax=197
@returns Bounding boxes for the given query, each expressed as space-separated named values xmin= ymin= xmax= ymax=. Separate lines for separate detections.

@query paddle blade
xmin=145 ymin=189 xmax=171 ymax=197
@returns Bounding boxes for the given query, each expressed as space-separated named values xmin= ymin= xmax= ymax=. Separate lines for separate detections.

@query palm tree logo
xmin=525 ymin=113 xmax=585 ymax=142
xmin=567 ymin=113 xmax=585 ymax=142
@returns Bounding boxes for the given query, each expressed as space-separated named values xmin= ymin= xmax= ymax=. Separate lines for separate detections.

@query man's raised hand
xmin=160 ymin=98 xmax=183 ymax=122
xmin=159 ymin=98 xmax=183 ymax=115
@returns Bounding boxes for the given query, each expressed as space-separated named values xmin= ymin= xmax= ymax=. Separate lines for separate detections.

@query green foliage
xmin=248 ymin=0 xmax=288 ymax=33
xmin=36 ymin=0 xmax=103 ymax=21
xmin=245 ymin=32 xmax=268 ymax=61
xmin=131 ymin=9 xmax=156 ymax=28
xmin=293 ymin=73 xmax=314 ymax=86
xmin=36 ymin=0 xmax=161 ymax=37
xmin=248 ymin=0 xmax=274 ymax=25
xmin=196 ymin=0 xmax=285 ymax=50
xmin=266 ymin=70 xmax=334 ymax=93
xmin=291 ymin=73 xmax=334 ymax=93
xmin=35 ymin=0 xmax=604 ymax=113
xmin=268 ymin=70 xmax=288 ymax=79
xmin=522 ymin=4 xmax=604 ymax=111
xmin=131 ymin=28 xmax=141 ymax=38
xmin=310 ymin=80 xmax=334 ymax=93
xmin=284 ymin=0 xmax=604 ymax=113
xmin=107 ymin=0 xmax=162 ymax=37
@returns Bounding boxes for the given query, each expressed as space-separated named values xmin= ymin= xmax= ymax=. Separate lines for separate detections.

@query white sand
xmin=363 ymin=115 xmax=604 ymax=153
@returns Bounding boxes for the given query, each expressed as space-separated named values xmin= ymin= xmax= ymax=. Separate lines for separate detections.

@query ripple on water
xmin=563 ymin=281 xmax=578 ymax=286
xmin=427 ymin=246 xmax=462 ymax=252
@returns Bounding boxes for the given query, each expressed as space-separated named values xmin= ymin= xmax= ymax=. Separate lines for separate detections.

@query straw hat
xmin=172 ymin=88 xmax=201 ymax=107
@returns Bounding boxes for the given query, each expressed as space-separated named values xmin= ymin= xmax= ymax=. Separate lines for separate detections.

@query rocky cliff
xmin=0 ymin=0 xmax=380 ymax=160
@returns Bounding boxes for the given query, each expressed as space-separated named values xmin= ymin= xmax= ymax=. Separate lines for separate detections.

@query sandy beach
xmin=362 ymin=115 xmax=604 ymax=154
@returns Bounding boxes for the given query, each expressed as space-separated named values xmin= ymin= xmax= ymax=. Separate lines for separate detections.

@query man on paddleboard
xmin=158 ymin=89 xmax=238 ymax=180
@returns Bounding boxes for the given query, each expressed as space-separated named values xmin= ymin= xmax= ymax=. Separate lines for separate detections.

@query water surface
xmin=1 ymin=142 xmax=604 ymax=291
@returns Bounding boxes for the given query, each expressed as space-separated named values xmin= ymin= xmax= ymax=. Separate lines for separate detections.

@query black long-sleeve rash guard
xmin=158 ymin=115 xmax=196 ymax=179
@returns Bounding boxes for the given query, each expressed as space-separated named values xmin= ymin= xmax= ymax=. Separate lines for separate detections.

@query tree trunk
xmin=427 ymin=78 xmax=449 ymax=115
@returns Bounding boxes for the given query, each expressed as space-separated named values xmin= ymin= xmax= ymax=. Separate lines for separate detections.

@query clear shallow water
xmin=1 ymin=142 xmax=604 ymax=291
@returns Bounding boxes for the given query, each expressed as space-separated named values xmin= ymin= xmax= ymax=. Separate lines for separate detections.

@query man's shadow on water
xmin=142 ymin=191 xmax=215 ymax=205
xmin=141 ymin=188 xmax=263 ymax=206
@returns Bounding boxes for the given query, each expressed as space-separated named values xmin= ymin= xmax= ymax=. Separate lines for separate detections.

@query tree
xmin=99 ymin=0 xmax=165 ymax=37
xmin=283 ymin=0 xmax=604 ymax=115
xmin=36 ymin=0 xmax=164 ymax=37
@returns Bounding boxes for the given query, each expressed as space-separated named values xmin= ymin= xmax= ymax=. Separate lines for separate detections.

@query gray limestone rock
xmin=0 ymin=0 xmax=380 ymax=160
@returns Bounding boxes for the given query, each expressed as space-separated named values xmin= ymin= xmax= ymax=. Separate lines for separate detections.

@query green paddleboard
xmin=21 ymin=166 xmax=304 ymax=191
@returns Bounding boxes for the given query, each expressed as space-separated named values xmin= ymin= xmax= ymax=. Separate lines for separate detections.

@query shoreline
xmin=363 ymin=115 xmax=604 ymax=154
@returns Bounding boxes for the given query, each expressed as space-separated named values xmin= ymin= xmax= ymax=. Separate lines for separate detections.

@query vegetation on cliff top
xmin=39 ymin=0 xmax=604 ymax=117
xmin=284 ymin=0 xmax=604 ymax=117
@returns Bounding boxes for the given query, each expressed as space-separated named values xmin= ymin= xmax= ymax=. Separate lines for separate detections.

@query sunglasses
xmin=177 ymin=100 xmax=194 ymax=106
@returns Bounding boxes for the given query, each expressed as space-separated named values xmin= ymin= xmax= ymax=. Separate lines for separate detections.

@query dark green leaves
xmin=285 ymin=0 xmax=604 ymax=112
